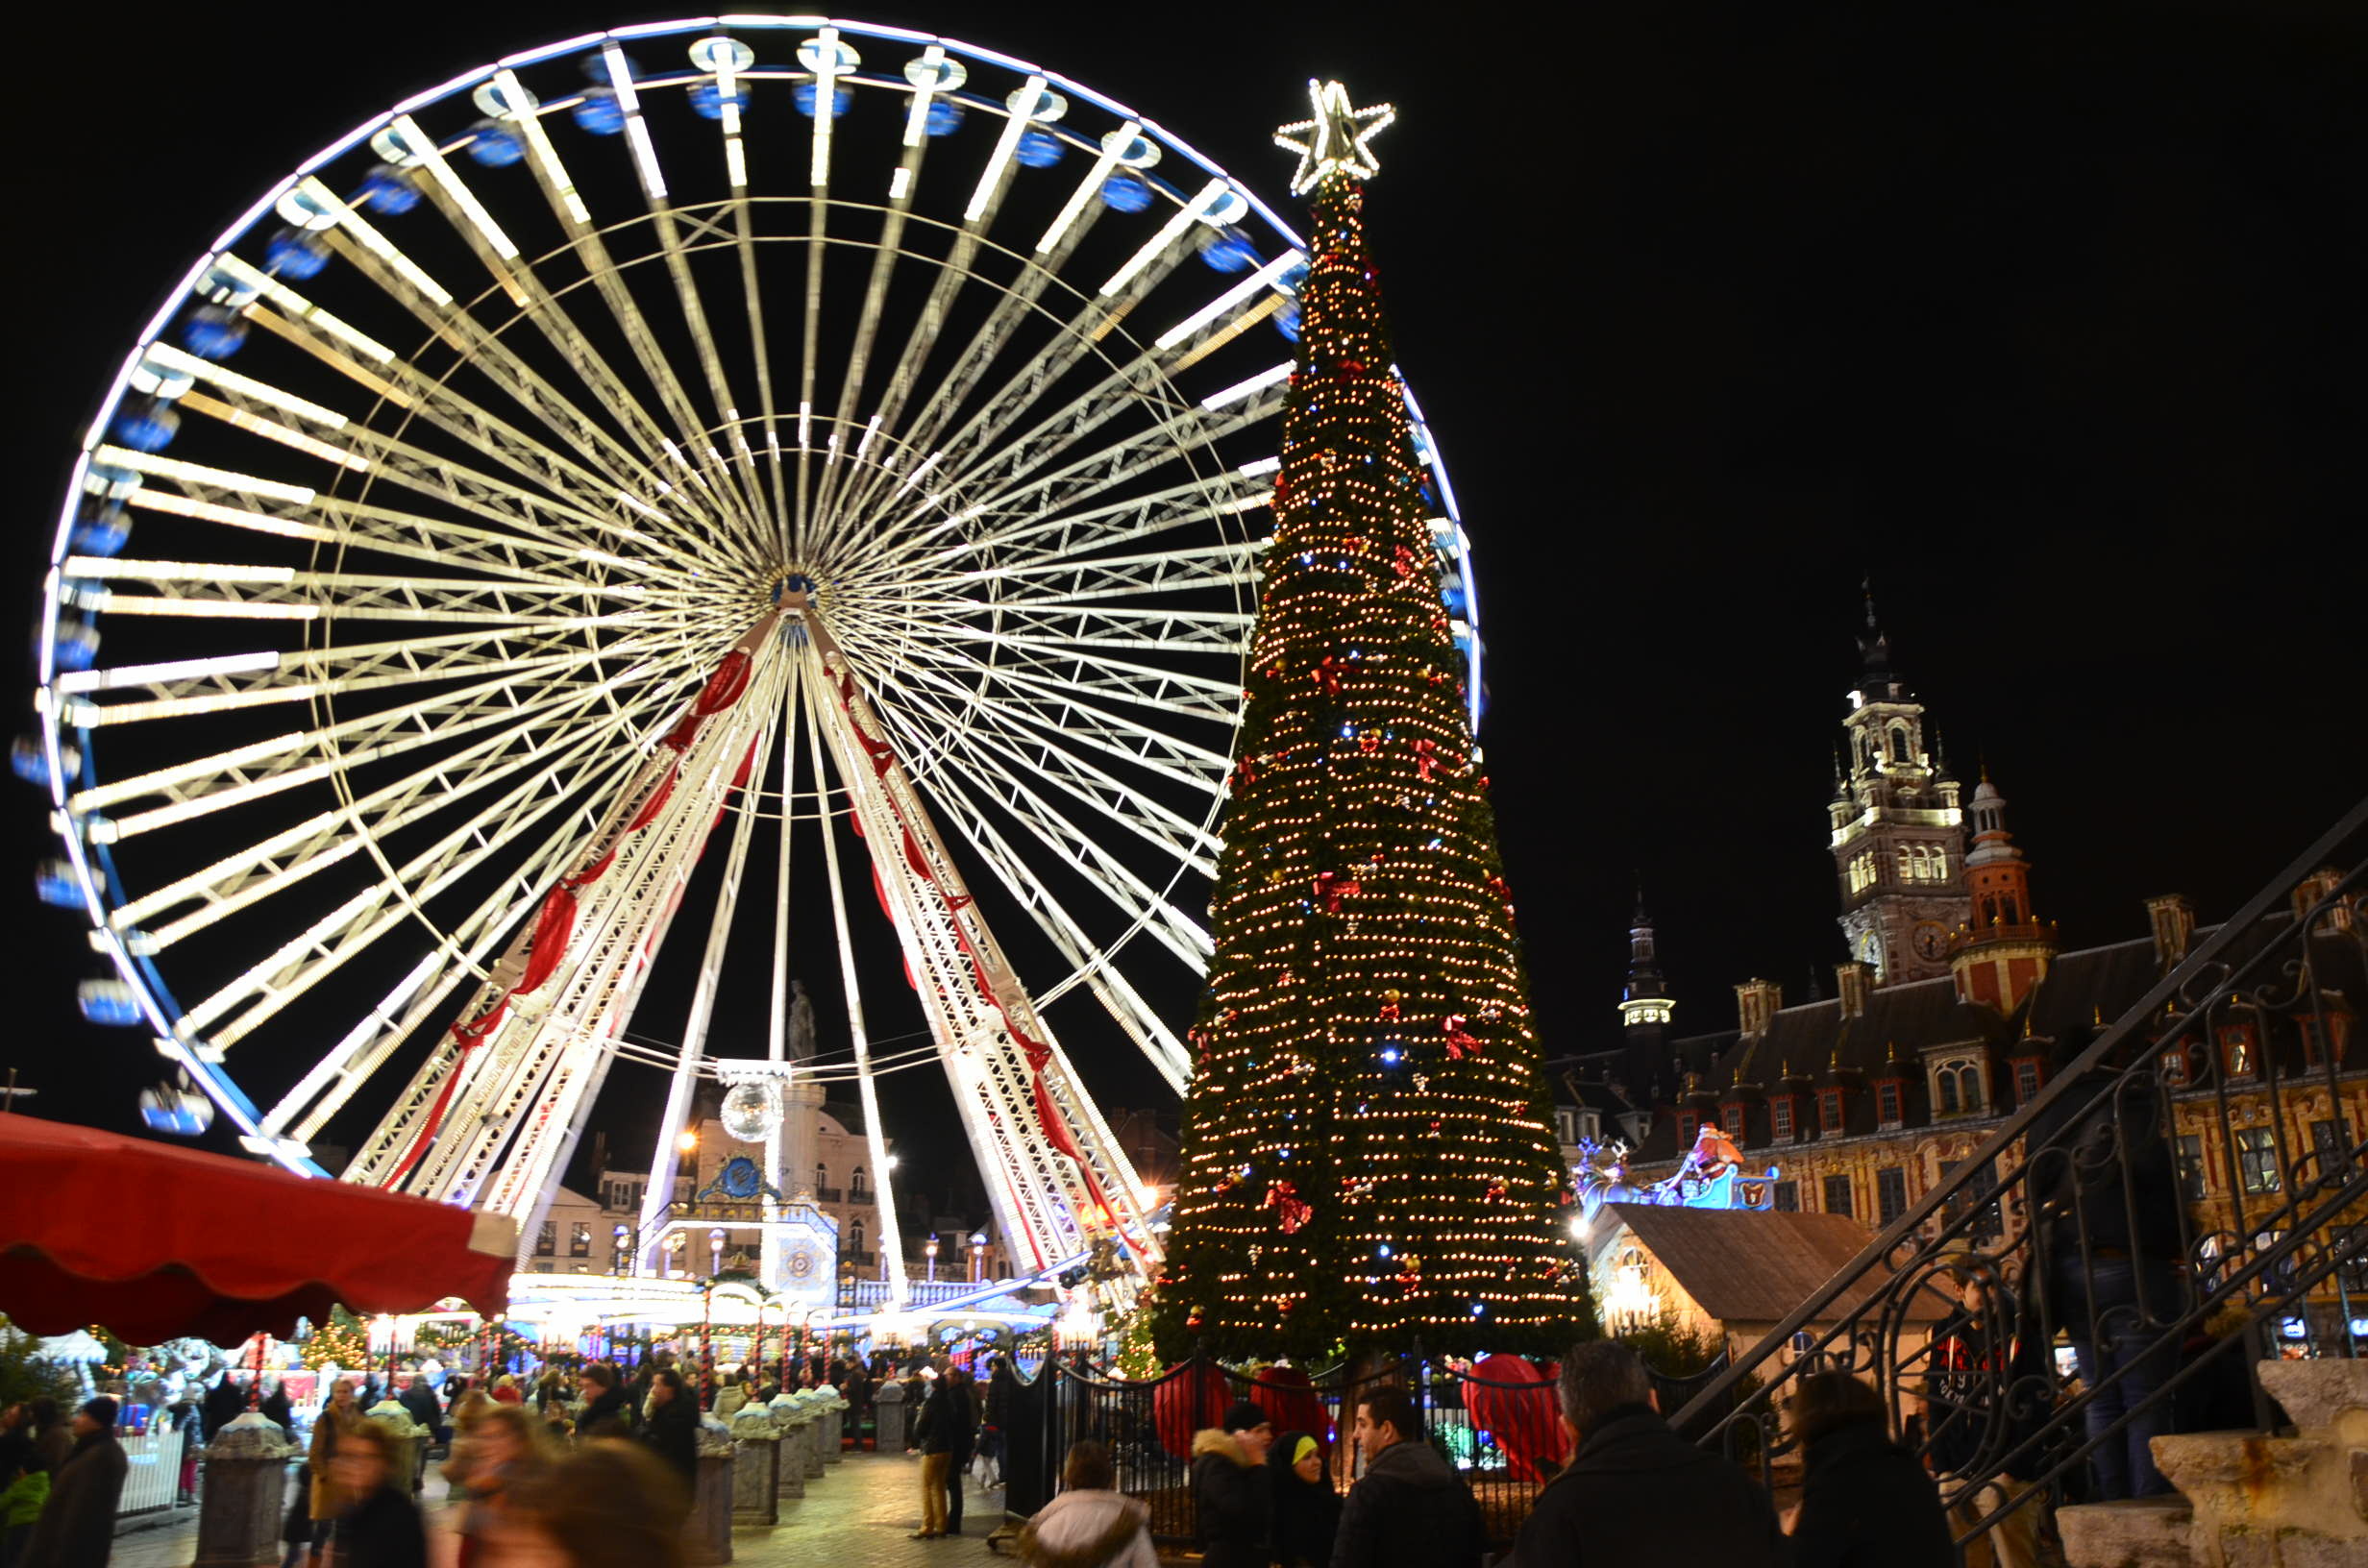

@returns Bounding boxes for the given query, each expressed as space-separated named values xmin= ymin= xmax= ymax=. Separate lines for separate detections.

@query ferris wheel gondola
xmin=28 ymin=18 xmax=1485 ymax=1294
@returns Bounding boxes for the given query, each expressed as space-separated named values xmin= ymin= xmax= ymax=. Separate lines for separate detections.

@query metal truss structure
xmin=29 ymin=18 xmax=1487 ymax=1298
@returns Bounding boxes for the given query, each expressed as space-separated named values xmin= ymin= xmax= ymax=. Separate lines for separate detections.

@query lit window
xmin=2221 ymin=1027 xmax=2257 ymax=1081
xmin=2236 ymin=1127 xmax=2282 ymax=1194
xmin=2161 ymin=1047 xmax=2193 ymax=1088
xmin=534 ymin=1221 xmax=555 ymax=1257
xmin=569 ymin=1223 xmax=591 ymax=1258
xmin=2177 ymin=1135 xmax=2207 ymax=1202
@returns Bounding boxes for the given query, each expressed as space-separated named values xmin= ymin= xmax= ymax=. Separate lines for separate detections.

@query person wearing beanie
xmin=1191 ymin=1400 xmax=1272 ymax=1568
xmin=21 ymin=1398 xmax=128 ymax=1568
xmin=1267 ymin=1431 xmax=1342 ymax=1568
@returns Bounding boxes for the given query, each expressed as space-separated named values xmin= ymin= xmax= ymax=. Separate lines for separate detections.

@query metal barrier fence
xmin=117 ymin=1423 xmax=185 ymax=1515
xmin=1001 ymin=1350 xmax=1704 ymax=1550
xmin=1670 ymin=796 xmax=2368 ymax=1554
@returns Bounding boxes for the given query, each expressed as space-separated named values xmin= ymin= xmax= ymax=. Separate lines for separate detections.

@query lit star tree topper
xmin=1148 ymin=89 xmax=1586 ymax=1360
xmin=1272 ymin=79 xmax=1395 ymax=196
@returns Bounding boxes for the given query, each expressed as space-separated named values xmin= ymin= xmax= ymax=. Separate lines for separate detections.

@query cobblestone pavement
xmin=106 ymin=1449 xmax=1010 ymax=1567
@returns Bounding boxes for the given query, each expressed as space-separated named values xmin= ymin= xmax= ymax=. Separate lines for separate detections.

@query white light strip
xmin=56 ymin=650 xmax=280 ymax=695
xmin=91 ymin=446 xmax=317 ymax=505
xmin=1154 ymin=249 xmax=1303 ymax=350
xmin=808 ymin=26 xmax=841 ymax=188
xmin=900 ymin=45 xmax=946 ymax=150
xmin=1100 ymin=179 xmax=1229 ymax=298
xmin=404 ymin=115 xmax=523 ymax=260
xmin=142 ymin=344 xmax=348 ymax=428
xmin=606 ymin=48 xmax=669 ymax=200
xmin=210 ymin=256 xmax=397 ymax=364
xmin=889 ymin=165 xmax=912 ymax=200
xmin=298 ymin=178 xmax=453 ymax=306
xmin=1036 ymin=120 xmax=1135 ymax=255
xmin=965 ymin=73 xmax=1045 ymax=224
xmin=1197 ymin=361 xmax=1292 ymax=411
xmin=1235 ymin=455 xmax=1281 ymax=478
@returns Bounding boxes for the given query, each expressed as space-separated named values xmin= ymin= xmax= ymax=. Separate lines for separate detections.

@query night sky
xmin=7 ymin=4 xmax=2362 ymax=1217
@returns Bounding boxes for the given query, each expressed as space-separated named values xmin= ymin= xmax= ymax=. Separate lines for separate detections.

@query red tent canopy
xmin=0 ymin=1114 xmax=515 ymax=1344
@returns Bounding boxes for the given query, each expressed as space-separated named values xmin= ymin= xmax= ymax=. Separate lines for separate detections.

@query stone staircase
xmin=2059 ymin=1360 xmax=2368 ymax=1568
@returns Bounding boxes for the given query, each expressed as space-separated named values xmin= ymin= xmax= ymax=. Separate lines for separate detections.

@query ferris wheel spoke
xmin=883 ymin=689 xmax=1214 ymax=968
xmin=52 ymin=623 xmax=698 ymax=729
xmin=890 ymin=624 xmax=1240 ymax=726
xmin=69 ymin=651 xmax=668 ymax=832
xmin=502 ymin=67 xmax=774 ymax=549
xmin=944 ymin=600 xmax=1251 ymax=656
xmin=925 ymin=648 xmax=1239 ymax=758
xmin=900 ymin=468 xmax=1271 ymax=575
xmin=876 ymin=662 xmax=1219 ymax=870
xmin=176 ymin=729 xmax=652 ymax=1050
xmin=106 ymin=685 xmax=672 ymax=950
xmin=61 ymin=556 xmax=695 ymax=634
xmin=900 ymin=213 xmax=1284 ymax=520
xmin=922 ymin=764 xmax=1193 ymax=1087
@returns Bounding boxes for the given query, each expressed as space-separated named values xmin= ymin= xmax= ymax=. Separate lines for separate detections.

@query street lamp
xmin=708 ymin=1227 xmax=727 ymax=1277
xmin=925 ymin=1234 xmax=939 ymax=1284
xmin=970 ymin=1232 xmax=986 ymax=1283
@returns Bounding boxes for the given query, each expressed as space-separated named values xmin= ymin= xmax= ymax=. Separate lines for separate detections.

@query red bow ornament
xmin=1413 ymin=739 xmax=1439 ymax=780
xmin=1311 ymin=657 xmax=1344 ymax=696
xmin=1265 ymin=1181 xmax=1314 ymax=1235
xmin=1314 ymin=871 xmax=1362 ymax=913
xmin=1443 ymin=1015 xmax=1480 ymax=1060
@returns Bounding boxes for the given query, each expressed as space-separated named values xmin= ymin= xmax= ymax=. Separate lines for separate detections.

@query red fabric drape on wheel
xmin=0 ymin=1114 xmax=514 ymax=1343
xmin=692 ymin=649 xmax=753 ymax=717
xmin=624 ymin=766 xmax=678 ymax=834
xmin=1467 ymin=1355 xmax=1559 ymax=1482
xmin=514 ymin=887 xmax=580 ymax=995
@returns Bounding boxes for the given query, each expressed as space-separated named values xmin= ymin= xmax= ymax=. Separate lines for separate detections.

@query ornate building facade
xmin=1554 ymin=613 xmax=2365 ymax=1345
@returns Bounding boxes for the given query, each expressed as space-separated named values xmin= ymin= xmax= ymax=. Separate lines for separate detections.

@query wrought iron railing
xmin=1672 ymin=796 xmax=2368 ymax=1552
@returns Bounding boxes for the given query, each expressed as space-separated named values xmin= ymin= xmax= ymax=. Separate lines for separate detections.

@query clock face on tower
xmin=1912 ymin=920 xmax=1951 ymax=962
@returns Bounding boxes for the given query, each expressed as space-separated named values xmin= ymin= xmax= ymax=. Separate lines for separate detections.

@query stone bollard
xmin=768 ymin=1397 xmax=807 ymax=1502
xmin=729 ymin=1406 xmax=779 ymax=1528
xmin=194 ymin=1412 xmax=297 ymax=1568
xmin=822 ymin=1394 xmax=845 ymax=1462
xmin=874 ymin=1378 xmax=908 ymax=1452
xmin=690 ymin=1414 xmax=737 ymax=1564
xmin=799 ymin=1395 xmax=826 ymax=1480
xmin=364 ymin=1398 xmax=430 ymax=1493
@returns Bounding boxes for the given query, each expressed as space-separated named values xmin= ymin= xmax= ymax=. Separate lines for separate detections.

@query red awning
xmin=0 ymin=1114 xmax=515 ymax=1344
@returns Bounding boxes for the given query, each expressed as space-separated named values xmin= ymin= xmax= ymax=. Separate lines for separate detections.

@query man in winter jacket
xmin=22 ymin=1397 xmax=130 ymax=1568
xmin=1510 ymin=1343 xmax=1784 ymax=1566
xmin=1191 ymin=1401 xmax=1272 ymax=1568
xmin=1331 ymin=1387 xmax=1481 ymax=1568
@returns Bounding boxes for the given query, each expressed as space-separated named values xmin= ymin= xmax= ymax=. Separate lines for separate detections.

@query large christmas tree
xmin=1150 ymin=85 xmax=1579 ymax=1360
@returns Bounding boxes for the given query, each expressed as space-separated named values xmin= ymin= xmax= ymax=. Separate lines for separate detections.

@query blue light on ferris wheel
xmin=572 ymin=90 xmax=627 ymax=135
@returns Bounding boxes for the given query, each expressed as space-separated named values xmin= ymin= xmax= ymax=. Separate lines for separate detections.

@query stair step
xmin=2057 ymin=1497 xmax=2192 ymax=1568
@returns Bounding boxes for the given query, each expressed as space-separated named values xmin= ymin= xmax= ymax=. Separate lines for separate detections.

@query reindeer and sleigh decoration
xmin=1570 ymin=1122 xmax=1780 ymax=1232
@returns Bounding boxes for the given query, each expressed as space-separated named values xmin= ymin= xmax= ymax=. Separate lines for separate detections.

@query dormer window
xmin=1721 ymin=1103 xmax=1746 ymax=1140
xmin=2013 ymin=1059 xmax=2043 ymax=1105
xmin=2220 ymin=1026 xmax=2257 ymax=1081
xmin=2301 ymin=1015 xmax=2351 ymax=1070
xmin=1577 ymin=1109 xmax=1602 ymax=1144
xmin=1932 ymin=1058 xmax=1986 ymax=1116
xmin=1555 ymin=1109 xmax=1579 ymax=1145
xmin=1677 ymin=1110 xmax=1700 ymax=1146
xmin=1818 ymin=1090 xmax=1845 ymax=1135
xmin=1770 ymin=1096 xmax=1796 ymax=1142
xmin=1876 ymin=1081 xmax=1904 ymax=1129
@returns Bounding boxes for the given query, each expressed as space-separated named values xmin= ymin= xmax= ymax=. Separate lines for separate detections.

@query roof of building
xmin=1599 ymin=1203 xmax=1953 ymax=1325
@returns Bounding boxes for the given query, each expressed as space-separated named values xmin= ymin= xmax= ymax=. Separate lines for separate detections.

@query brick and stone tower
xmin=1829 ymin=591 xmax=1971 ymax=984
xmin=1949 ymin=770 xmax=2059 ymax=1011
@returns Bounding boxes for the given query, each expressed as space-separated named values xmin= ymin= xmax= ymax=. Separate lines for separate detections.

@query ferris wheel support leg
xmin=800 ymin=672 xmax=910 ymax=1309
xmin=760 ymin=668 xmax=801 ymax=1289
xmin=637 ymin=701 xmax=781 ymax=1275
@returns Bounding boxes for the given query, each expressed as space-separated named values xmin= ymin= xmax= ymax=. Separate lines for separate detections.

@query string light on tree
xmin=1150 ymin=83 xmax=1583 ymax=1360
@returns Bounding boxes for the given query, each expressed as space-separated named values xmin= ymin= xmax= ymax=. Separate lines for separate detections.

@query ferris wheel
xmin=27 ymin=18 xmax=1485 ymax=1293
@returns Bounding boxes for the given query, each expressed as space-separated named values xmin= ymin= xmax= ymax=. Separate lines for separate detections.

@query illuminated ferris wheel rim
xmin=29 ymin=21 xmax=1486 ymax=1234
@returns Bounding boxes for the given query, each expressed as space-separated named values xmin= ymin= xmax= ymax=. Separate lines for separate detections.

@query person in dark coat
xmin=203 ymin=1376 xmax=250 ymax=1443
xmin=635 ymin=1369 xmax=699 ymax=1507
xmin=325 ymin=1422 xmax=427 ymax=1568
xmin=22 ymin=1397 xmax=130 ymax=1568
xmin=1511 ymin=1342 xmax=1784 ymax=1567
xmin=1268 ymin=1431 xmax=1342 ymax=1568
xmin=1332 ymin=1388 xmax=1481 ymax=1568
xmin=578 ymin=1364 xmax=634 ymax=1440
xmin=396 ymin=1377 xmax=443 ymax=1485
xmin=1190 ymin=1401 xmax=1271 ymax=1568
xmin=911 ymin=1368 xmax=979 ymax=1537
xmin=20 ymin=1404 xmax=65 ymax=1482
xmin=2023 ymin=1028 xmax=2186 ymax=1500
xmin=259 ymin=1381 xmax=295 ymax=1441
xmin=1783 ymin=1373 xmax=1952 ymax=1568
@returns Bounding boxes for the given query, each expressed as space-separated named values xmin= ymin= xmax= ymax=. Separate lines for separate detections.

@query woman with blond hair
xmin=303 ymin=1379 xmax=368 ymax=1566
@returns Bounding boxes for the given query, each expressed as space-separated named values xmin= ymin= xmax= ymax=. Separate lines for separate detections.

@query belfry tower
xmin=1828 ymin=594 xmax=1970 ymax=984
